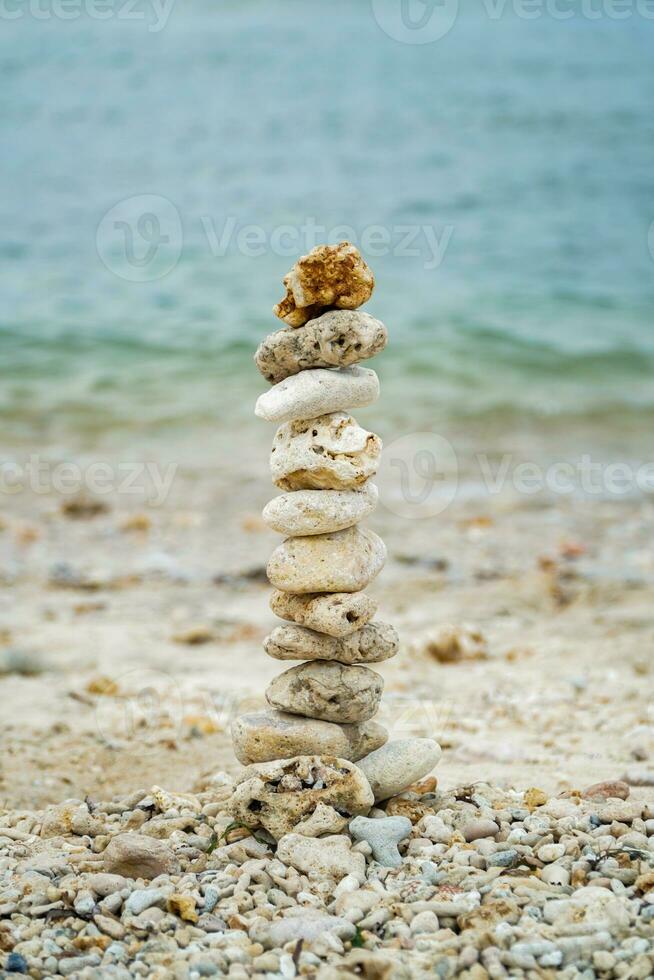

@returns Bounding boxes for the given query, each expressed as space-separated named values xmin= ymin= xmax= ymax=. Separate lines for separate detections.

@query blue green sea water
xmin=2 ymin=1 xmax=654 ymax=451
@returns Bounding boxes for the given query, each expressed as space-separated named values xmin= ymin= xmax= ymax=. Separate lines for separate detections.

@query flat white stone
xmin=255 ymin=366 xmax=379 ymax=424
xmin=263 ymin=484 xmax=378 ymax=536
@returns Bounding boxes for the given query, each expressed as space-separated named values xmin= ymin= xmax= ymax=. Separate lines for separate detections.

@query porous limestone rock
xmin=356 ymin=739 xmax=442 ymax=802
xmin=266 ymin=661 xmax=384 ymax=724
xmin=267 ymin=526 xmax=386 ymax=594
xmin=102 ymin=834 xmax=179 ymax=879
xmin=273 ymin=242 xmax=375 ymax=328
xmin=263 ymin=483 xmax=378 ymax=536
xmin=261 ymin=913 xmax=356 ymax=949
xmin=255 ymin=309 xmax=387 ymax=383
xmin=270 ymin=589 xmax=378 ymax=637
xmin=255 ymin=365 xmax=379 ymax=425
xmin=293 ymin=802 xmax=349 ymax=837
xmin=349 ymin=815 xmax=412 ymax=868
xmin=229 ymin=756 xmax=373 ymax=840
xmin=276 ymin=832 xmax=366 ymax=882
xmin=263 ymin=621 xmax=399 ymax=665
xmin=271 ymin=412 xmax=381 ymax=492
xmin=231 ymin=711 xmax=387 ymax=765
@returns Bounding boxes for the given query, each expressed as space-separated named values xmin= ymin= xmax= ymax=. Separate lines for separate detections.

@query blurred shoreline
xmin=3 ymin=334 xmax=654 ymax=454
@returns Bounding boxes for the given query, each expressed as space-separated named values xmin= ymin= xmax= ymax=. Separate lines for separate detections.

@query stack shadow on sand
xmin=229 ymin=243 xmax=440 ymax=849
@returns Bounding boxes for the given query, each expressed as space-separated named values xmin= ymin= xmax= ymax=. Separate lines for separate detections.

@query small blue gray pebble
xmin=349 ymin=815 xmax=412 ymax=867
xmin=6 ymin=953 xmax=29 ymax=974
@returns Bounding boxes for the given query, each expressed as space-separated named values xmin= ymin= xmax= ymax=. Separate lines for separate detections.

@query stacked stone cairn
xmin=230 ymin=243 xmax=440 ymax=855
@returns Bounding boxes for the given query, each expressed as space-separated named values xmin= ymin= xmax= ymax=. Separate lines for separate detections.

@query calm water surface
xmin=1 ymin=2 xmax=653 ymax=452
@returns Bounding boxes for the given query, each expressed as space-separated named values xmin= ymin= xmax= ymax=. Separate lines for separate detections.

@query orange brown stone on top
xmin=273 ymin=241 xmax=374 ymax=327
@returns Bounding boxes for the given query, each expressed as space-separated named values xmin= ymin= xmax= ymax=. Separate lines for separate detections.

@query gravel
xmin=0 ymin=776 xmax=653 ymax=978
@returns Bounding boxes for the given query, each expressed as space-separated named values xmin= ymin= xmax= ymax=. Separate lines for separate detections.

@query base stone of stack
xmin=266 ymin=660 xmax=383 ymax=723
xmin=263 ymin=483 xmax=378 ymax=536
xmin=267 ymin=526 xmax=386 ymax=594
xmin=263 ymin=622 xmax=399 ymax=664
xmin=229 ymin=755 xmax=374 ymax=840
xmin=231 ymin=710 xmax=388 ymax=765
xmin=270 ymin=589 xmax=378 ymax=637
xmin=271 ymin=413 xmax=381 ymax=491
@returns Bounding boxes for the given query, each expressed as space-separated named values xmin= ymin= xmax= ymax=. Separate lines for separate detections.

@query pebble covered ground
xmin=1 ymin=774 xmax=653 ymax=978
xmin=2 ymin=474 xmax=654 ymax=809
xmin=2 ymin=400 xmax=654 ymax=979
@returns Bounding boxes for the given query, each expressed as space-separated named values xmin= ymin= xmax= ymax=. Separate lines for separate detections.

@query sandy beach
xmin=3 ymin=4 xmax=654 ymax=975
xmin=2 ymin=437 xmax=652 ymax=811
